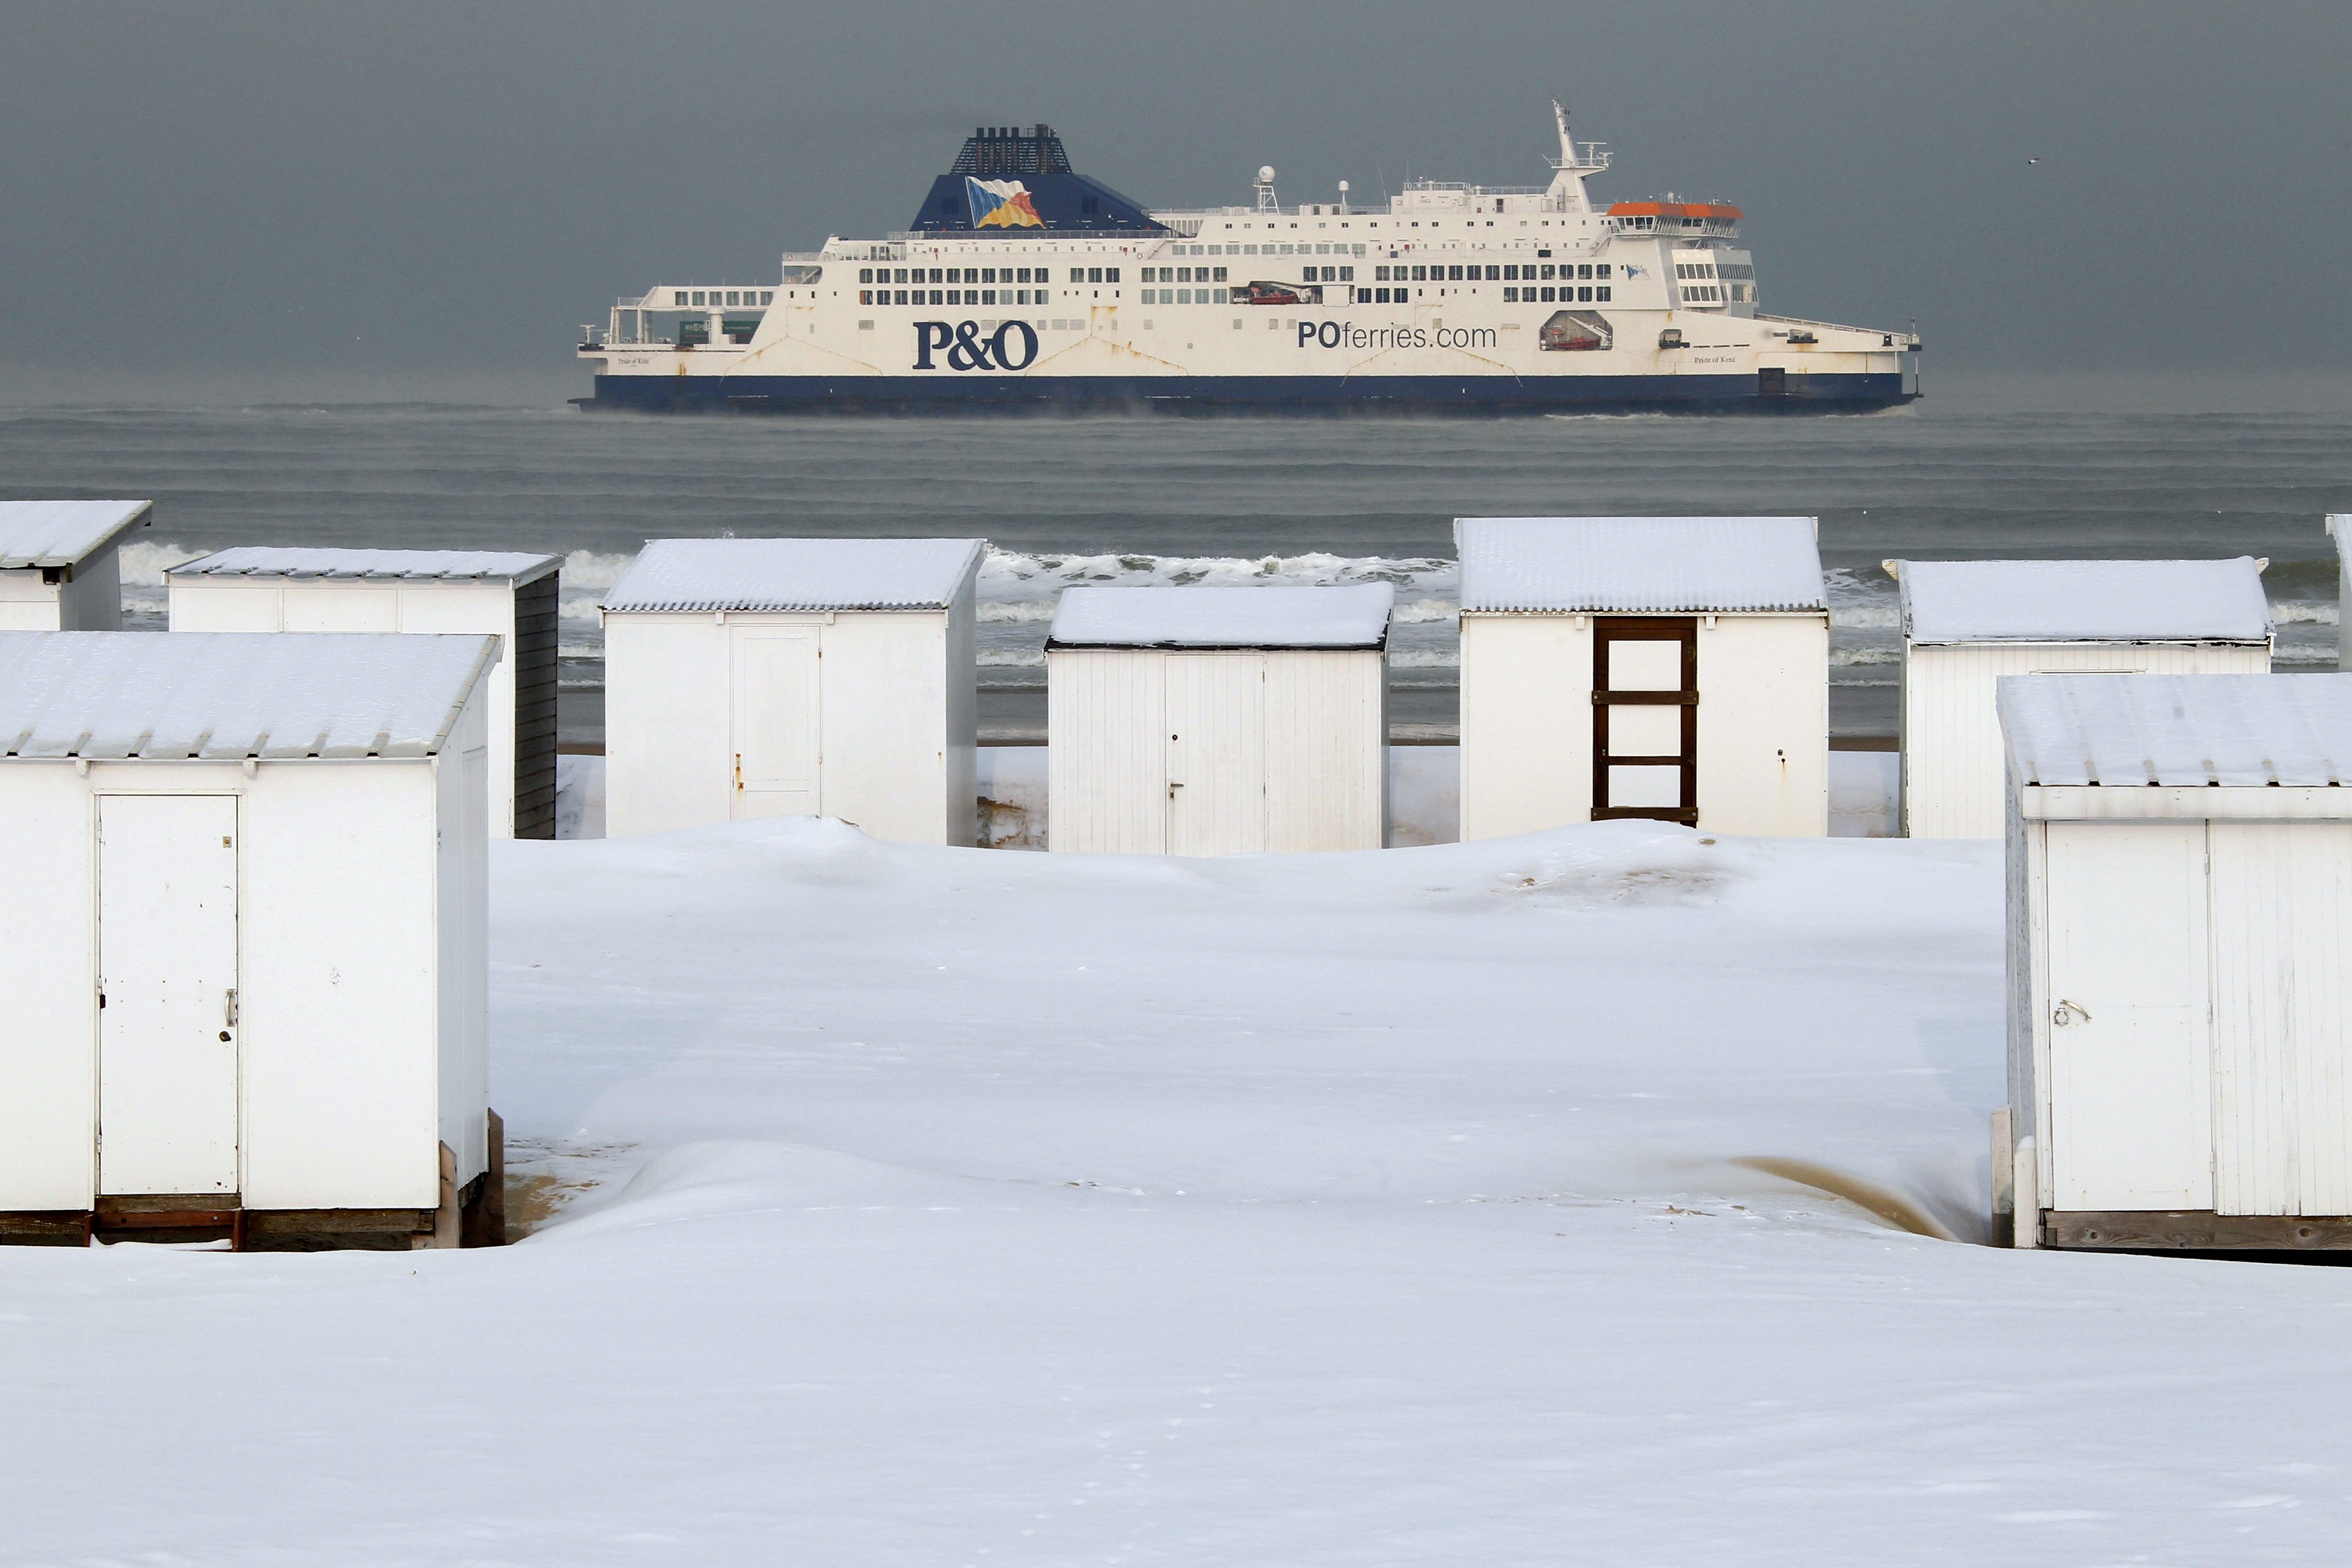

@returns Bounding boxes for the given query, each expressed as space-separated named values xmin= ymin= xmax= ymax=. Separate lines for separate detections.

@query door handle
xmin=2053 ymin=999 xmax=2091 ymax=1027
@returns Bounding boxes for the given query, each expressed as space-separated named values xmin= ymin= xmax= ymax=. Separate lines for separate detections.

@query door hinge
xmin=224 ymin=988 xmax=239 ymax=1028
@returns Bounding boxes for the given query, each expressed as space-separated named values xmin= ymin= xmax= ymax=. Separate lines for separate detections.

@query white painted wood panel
xmin=97 ymin=794 xmax=240 ymax=1196
xmin=1264 ymin=650 xmax=1386 ymax=852
xmin=2208 ymin=822 xmax=2352 ymax=1216
xmin=1166 ymin=653 xmax=1267 ymax=856
xmin=1047 ymin=649 xmax=1166 ymax=854
xmin=1905 ymin=642 xmax=2269 ymax=839
xmin=730 ymin=626 xmax=821 ymax=819
xmin=2044 ymin=823 xmax=2213 ymax=1211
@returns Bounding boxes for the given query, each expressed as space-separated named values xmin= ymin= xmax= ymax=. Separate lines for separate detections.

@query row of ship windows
xmin=1163 ymin=242 xmax=1369 ymax=257
xmin=672 ymin=290 xmax=775 ymax=307
xmin=1673 ymin=262 xmax=1756 ymax=281
xmin=1140 ymin=266 xmax=1231 ymax=283
xmin=1375 ymin=262 xmax=1613 ymax=282
xmin=860 ymin=288 xmax=1055 ymax=306
xmin=860 ymin=266 xmax=1117 ymax=285
xmin=1680 ymin=284 xmax=1755 ymax=303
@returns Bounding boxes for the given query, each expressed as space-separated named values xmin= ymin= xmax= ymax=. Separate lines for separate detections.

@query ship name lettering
xmin=1296 ymin=322 xmax=1496 ymax=352
xmin=912 ymin=319 xmax=1039 ymax=373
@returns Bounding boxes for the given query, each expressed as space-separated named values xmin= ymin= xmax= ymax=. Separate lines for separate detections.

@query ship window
xmin=1540 ymin=286 xmax=1555 ymax=301
xmin=1105 ymin=268 xmax=1119 ymax=282
xmin=723 ymin=291 xmax=737 ymax=306
xmin=947 ymin=268 xmax=962 ymax=284
xmin=858 ymin=271 xmax=871 ymax=285
xmin=858 ymin=290 xmax=870 ymax=304
xmin=761 ymin=291 xmax=774 ymax=304
xmin=1596 ymin=265 xmax=1611 ymax=278
xmin=893 ymin=290 xmax=907 ymax=304
xmin=1503 ymin=265 xmax=1516 ymax=280
xmin=1069 ymin=268 xmax=1083 ymax=282
xmin=1212 ymin=267 xmax=1227 ymax=282
xmin=1338 ymin=266 xmax=1353 ymax=281
xmin=1448 ymin=266 xmax=1464 ymax=280
xmin=1596 ymin=286 xmax=1611 ymax=301
xmin=1504 ymin=286 xmax=1517 ymax=302
xmin=1485 ymin=265 xmax=1500 ymax=280
xmin=1087 ymin=267 xmax=1102 ymax=283
xmin=1577 ymin=286 xmax=1591 ymax=301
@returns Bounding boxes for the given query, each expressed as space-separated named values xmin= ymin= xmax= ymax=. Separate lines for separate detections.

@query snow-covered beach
xmin=8 ymin=818 xmax=2350 ymax=1563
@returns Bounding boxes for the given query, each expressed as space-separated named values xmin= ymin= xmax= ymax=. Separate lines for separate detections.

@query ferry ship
xmin=575 ymin=107 xmax=1920 ymax=414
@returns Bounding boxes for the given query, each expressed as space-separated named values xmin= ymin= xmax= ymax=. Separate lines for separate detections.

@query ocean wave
xmin=979 ymin=547 xmax=1456 ymax=596
xmin=116 ymin=540 xmax=210 ymax=591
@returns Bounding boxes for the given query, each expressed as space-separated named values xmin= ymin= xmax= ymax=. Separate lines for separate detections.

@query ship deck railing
xmin=1755 ymin=312 xmax=1916 ymax=343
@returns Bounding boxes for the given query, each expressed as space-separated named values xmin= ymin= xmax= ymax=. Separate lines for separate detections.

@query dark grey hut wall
xmin=511 ymin=571 xmax=559 ymax=838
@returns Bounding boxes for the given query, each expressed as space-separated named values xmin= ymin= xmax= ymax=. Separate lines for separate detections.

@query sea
xmin=4 ymin=375 xmax=2345 ymax=745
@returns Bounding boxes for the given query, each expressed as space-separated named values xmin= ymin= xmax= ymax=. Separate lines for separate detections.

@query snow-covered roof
xmin=1049 ymin=584 xmax=1395 ymax=650
xmin=2000 ymin=674 xmax=2352 ymax=787
xmin=171 ymin=547 xmax=561 ymax=584
xmin=0 ymin=632 xmax=498 ymax=761
xmin=1896 ymin=558 xmax=2272 ymax=644
xmin=602 ymin=538 xmax=986 ymax=613
xmin=0 ymin=500 xmax=152 ymax=571
xmin=1454 ymin=517 xmax=1825 ymax=613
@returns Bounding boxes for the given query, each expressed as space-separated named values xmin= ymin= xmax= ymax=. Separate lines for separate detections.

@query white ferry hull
xmin=582 ymin=365 xmax=1915 ymax=414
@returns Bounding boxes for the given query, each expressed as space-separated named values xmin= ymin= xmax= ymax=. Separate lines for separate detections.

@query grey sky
xmin=3 ymin=1 xmax=2345 ymax=391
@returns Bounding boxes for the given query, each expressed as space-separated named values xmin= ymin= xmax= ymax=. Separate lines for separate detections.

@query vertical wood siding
xmin=509 ymin=572 xmax=559 ymax=838
xmin=1265 ymin=651 xmax=1386 ymax=852
xmin=1906 ymin=643 xmax=2271 ymax=838
xmin=2209 ymin=822 xmax=2352 ymax=1216
xmin=1047 ymin=650 xmax=1166 ymax=854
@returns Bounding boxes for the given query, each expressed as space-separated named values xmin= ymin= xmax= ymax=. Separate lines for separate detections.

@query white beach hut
xmin=1997 ymin=674 xmax=2352 ymax=1253
xmin=0 ymin=632 xmax=500 ymax=1251
xmin=601 ymin=537 xmax=983 ymax=844
xmin=1046 ymin=583 xmax=1392 ymax=856
xmin=1892 ymin=557 xmax=2273 ymax=839
xmin=168 ymin=547 xmax=563 ymax=838
xmin=1456 ymin=516 xmax=1828 ymax=839
xmin=0 ymin=500 xmax=151 ymax=631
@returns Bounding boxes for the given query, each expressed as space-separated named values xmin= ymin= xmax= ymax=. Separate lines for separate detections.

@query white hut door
xmin=2207 ymin=823 xmax=2352 ymax=1216
xmin=2044 ymin=823 xmax=2213 ymax=1212
xmin=731 ymin=626 xmax=821 ymax=819
xmin=96 ymin=795 xmax=240 ymax=1196
xmin=1165 ymin=655 xmax=1267 ymax=855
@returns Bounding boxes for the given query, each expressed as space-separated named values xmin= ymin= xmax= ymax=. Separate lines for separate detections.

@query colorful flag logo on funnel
xmin=966 ymin=177 xmax=1044 ymax=229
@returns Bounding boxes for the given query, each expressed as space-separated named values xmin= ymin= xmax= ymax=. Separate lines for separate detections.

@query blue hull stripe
xmin=582 ymin=372 xmax=1916 ymax=414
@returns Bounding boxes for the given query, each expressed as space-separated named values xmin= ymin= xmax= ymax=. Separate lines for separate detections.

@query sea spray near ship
xmin=575 ymin=106 xmax=1922 ymax=414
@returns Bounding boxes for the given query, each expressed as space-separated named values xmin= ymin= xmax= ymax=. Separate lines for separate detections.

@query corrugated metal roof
xmin=602 ymin=537 xmax=986 ymax=613
xmin=1048 ymin=584 xmax=1395 ymax=650
xmin=2000 ymin=673 xmax=2352 ymax=787
xmin=0 ymin=500 xmax=152 ymax=570
xmin=0 ymin=632 xmax=498 ymax=760
xmin=171 ymin=546 xmax=561 ymax=584
xmin=1454 ymin=516 xmax=1825 ymax=613
xmin=1897 ymin=558 xmax=2272 ymax=644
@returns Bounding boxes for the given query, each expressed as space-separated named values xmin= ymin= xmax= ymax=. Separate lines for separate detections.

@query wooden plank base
xmin=2044 ymin=1210 xmax=2352 ymax=1251
xmin=0 ymin=1211 xmax=94 ymax=1246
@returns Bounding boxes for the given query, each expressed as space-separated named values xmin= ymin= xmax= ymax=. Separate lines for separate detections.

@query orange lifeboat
xmin=1606 ymin=200 xmax=1744 ymax=220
